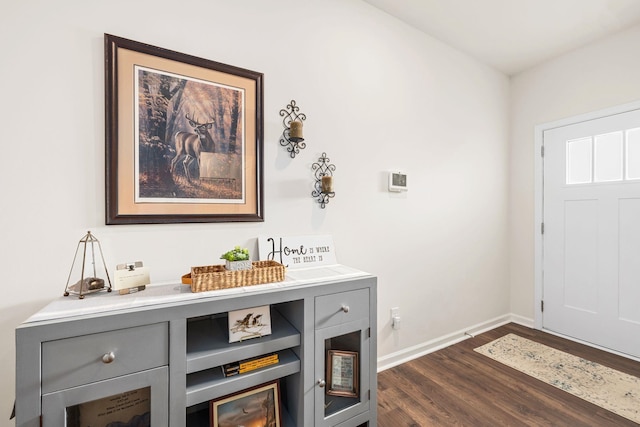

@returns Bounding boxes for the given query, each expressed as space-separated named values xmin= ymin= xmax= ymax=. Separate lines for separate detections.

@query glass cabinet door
xmin=42 ymin=366 xmax=168 ymax=426
xmin=315 ymin=318 xmax=370 ymax=427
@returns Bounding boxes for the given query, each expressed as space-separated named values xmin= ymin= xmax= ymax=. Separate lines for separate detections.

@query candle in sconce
xmin=289 ymin=120 xmax=304 ymax=142
xmin=321 ymin=175 xmax=333 ymax=193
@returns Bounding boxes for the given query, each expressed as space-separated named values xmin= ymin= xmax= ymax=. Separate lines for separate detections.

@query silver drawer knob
xmin=318 ymin=379 xmax=326 ymax=388
xmin=102 ymin=351 xmax=116 ymax=364
xmin=341 ymin=305 xmax=350 ymax=313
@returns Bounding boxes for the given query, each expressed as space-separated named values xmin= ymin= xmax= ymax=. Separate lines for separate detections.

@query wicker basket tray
xmin=182 ymin=260 xmax=285 ymax=293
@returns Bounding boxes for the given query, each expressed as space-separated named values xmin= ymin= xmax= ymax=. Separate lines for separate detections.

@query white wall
xmin=0 ymin=0 xmax=510 ymax=421
xmin=509 ymin=24 xmax=640 ymax=319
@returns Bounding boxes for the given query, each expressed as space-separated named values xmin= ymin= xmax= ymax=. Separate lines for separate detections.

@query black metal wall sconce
xmin=279 ymin=100 xmax=307 ymax=158
xmin=312 ymin=152 xmax=336 ymax=208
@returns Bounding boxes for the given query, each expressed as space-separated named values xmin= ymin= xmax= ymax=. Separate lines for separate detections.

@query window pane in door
xmin=594 ymin=131 xmax=623 ymax=182
xmin=324 ymin=331 xmax=361 ymax=417
xmin=627 ymin=128 xmax=640 ymax=180
xmin=66 ymin=387 xmax=150 ymax=427
xmin=566 ymin=137 xmax=592 ymax=184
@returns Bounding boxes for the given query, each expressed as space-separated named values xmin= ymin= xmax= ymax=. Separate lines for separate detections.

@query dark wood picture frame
xmin=209 ymin=379 xmax=281 ymax=427
xmin=326 ymin=350 xmax=359 ymax=398
xmin=105 ymin=34 xmax=264 ymax=224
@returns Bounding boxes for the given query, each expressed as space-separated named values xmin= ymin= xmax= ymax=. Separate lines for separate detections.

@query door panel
xmin=563 ymin=199 xmax=598 ymax=313
xmin=619 ymin=198 xmax=640 ymax=324
xmin=543 ymin=108 xmax=640 ymax=358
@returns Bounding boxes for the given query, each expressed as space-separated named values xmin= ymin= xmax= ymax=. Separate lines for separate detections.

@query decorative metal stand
xmin=63 ymin=231 xmax=112 ymax=299
xmin=312 ymin=152 xmax=336 ymax=208
xmin=279 ymin=100 xmax=307 ymax=158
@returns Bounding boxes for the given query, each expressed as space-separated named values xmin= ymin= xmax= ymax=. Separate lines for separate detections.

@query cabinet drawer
xmin=315 ymin=288 xmax=369 ymax=328
xmin=42 ymin=322 xmax=168 ymax=393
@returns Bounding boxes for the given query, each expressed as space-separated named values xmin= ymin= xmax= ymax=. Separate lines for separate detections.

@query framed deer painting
xmin=105 ymin=34 xmax=264 ymax=224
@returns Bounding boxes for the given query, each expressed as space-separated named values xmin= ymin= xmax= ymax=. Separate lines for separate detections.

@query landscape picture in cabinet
xmin=210 ymin=380 xmax=281 ymax=427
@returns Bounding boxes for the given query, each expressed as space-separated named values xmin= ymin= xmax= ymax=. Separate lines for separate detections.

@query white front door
xmin=543 ymin=108 xmax=640 ymax=358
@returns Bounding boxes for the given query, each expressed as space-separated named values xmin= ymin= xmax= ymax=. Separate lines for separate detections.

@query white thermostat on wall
xmin=388 ymin=171 xmax=408 ymax=192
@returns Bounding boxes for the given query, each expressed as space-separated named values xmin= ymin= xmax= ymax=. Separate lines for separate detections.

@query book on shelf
xmin=222 ymin=353 xmax=279 ymax=377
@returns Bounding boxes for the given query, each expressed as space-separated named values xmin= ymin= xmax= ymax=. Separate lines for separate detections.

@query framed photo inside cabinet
xmin=105 ymin=34 xmax=264 ymax=224
xmin=66 ymin=387 xmax=150 ymax=427
xmin=210 ymin=380 xmax=281 ymax=427
xmin=326 ymin=350 xmax=359 ymax=398
xmin=228 ymin=305 xmax=272 ymax=343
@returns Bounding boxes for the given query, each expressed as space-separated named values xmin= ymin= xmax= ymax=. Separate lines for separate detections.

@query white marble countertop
xmin=25 ymin=264 xmax=371 ymax=324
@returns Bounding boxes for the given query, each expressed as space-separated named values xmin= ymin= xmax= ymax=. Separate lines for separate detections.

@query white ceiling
xmin=362 ymin=0 xmax=640 ymax=75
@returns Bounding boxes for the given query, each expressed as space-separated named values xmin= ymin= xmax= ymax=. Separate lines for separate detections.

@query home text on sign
xmin=258 ymin=235 xmax=337 ymax=269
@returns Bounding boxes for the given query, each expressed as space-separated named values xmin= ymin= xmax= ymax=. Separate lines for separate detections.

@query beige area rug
xmin=474 ymin=333 xmax=640 ymax=424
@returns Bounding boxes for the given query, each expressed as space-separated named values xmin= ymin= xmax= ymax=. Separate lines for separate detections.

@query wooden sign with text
xmin=258 ymin=235 xmax=337 ymax=269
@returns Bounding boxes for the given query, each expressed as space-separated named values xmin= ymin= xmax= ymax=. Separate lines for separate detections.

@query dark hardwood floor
xmin=377 ymin=323 xmax=640 ymax=426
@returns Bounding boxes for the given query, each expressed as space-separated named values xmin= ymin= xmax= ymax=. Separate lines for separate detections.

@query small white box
xmin=388 ymin=171 xmax=408 ymax=192
xmin=114 ymin=261 xmax=150 ymax=294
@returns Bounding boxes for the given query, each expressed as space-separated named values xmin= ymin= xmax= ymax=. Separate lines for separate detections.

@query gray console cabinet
xmin=15 ymin=267 xmax=377 ymax=427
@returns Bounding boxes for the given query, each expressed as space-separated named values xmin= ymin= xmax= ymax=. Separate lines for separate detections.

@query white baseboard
xmin=376 ymin=313 xmax=534 ymax=372
xmin=509 ymin=313 xmax=534 ymax=328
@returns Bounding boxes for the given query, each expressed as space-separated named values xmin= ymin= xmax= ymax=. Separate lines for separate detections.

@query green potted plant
xmin=220 ymin=246 xmax=252 ymax=271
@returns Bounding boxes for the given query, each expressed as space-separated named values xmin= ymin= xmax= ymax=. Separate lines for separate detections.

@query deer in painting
xmin=170 ymin=113 xmax=216 ymax=182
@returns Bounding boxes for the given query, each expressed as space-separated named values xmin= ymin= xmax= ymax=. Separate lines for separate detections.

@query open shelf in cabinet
xmin=186 ymin=389 xmax=297 ymax=427
xmin=186 ymin=306 xmax=301 ymax=374
xmin=186 ymin=409 xmax=296 ymax=427
xmin=186 ymin=347 xmax=300 ymax=406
